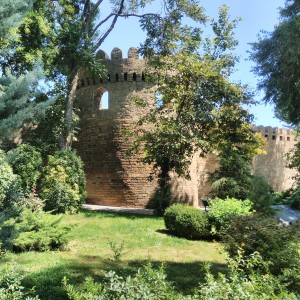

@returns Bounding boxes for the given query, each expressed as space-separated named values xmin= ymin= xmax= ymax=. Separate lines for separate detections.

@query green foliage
xmin=289 ymin=190 xmax=300 ymax=209
xmin=64 ymin=257 xmax=298 ymax=300
xmin=7 ymin=144 xmax=42 ymax=195
xmin=272 ymin=190 xmax=293 ymax=205
xmin=247 ymin=176 xmax=275 ymax=215
xmin=64 ymin=263 xmax=183 ymax=300
xmin=251 ymin=0 xmax=300 ymax=125
xmin=41 ymin=150 xmax=86 ymax=214
xmin=0 ymin=150 xmax=22 ymax=210
xmin=0 ymin=208 xmax=71 ymax=252
xmin=221 ymin=214 xmax=300 ymax=283
xmin=164 ymin=204 xmax=211 ymax=240
xmin=209 ymin=111 xmax=266 ymax=201
xmin=0 ymin=262 xmax=40 ymax=300
xmin=0 ymin=1 xmax=54 ymax=141
xmin=197 ymin=251 xmax=298 ymax=300
xmin=108 ymin=240 xmax=125 ymax=262
xmin=208 ymin=197 xmax=253 ymax=232
xmin=135 ymin=5 xmax=263 ymax=187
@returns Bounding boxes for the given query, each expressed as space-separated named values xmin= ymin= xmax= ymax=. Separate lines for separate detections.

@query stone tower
xmin=74 ymin=47 xmax=159 ymax=207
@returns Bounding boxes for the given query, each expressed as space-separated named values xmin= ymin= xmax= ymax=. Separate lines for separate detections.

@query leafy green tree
xmin=251 ymin=0 xmax=300 ymax=126
xmin=0 ymin=0 xmax=53 ymax=141
xmin=134 ymin=6 xmax=263 ymax=197
xmin=209 ymin=105 xmax=266 ymax=199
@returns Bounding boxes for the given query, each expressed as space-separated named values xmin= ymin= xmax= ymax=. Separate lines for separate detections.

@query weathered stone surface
xmin=74 ymin=48 xmax=297 ymax=208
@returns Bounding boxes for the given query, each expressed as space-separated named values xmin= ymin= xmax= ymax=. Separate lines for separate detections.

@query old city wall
xmin=252 ymin=126 xmax=297 ymax=191
xmin=74 ymin=48 xmax=297 ymax=208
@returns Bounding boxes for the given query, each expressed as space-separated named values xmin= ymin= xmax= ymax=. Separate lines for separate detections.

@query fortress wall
xmin=252 ymin=126 xmax=297 ymax=191
xmin=74 ymin=47 xmax=298 ymax=208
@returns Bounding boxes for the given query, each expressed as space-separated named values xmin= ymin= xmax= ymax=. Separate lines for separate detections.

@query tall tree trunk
xmin=59 ymin=69 xmax=79 ymax=150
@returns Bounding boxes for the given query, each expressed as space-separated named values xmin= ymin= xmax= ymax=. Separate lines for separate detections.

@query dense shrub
xmin=196 ymin=251 xmax=298 ymax=300
xmin=7 ymin=144 xmax=42 ymax=196
xmin=221 ymin=214 xmax=300 ymax=285
xmin=247 ymin=175 xmax=274 ymax=215
xmin=64 ymin=259 xmax=298 ymax=300
xmin=41 ymin=150 xmax=86 ymax=214
xmin=0 ymin=209 xmax=71 ymax=252
xmin=0 ymin=150 xmax=22 ymax=210
xmin=286 ymin=189 xmax=300 ymax=210
xmin=0 ymin=262 xmax=40 ymax=300
xmin=64 ymin=264 xmax=181 ymax=300
xmin=164 ymin=204 xmax=211 ymax=240
xmin=208 ymin=197 xmax=253 ymax=232
xmin=290 ymin=197 xmax=300 ymax=209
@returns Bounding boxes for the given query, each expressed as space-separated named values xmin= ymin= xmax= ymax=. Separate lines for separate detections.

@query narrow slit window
xmin=272 ymin=135 xmax=276 ymax=140
xmin=287 ymin=136 xmax=290 ymax=141
xmin=101 ymin=91 xmax=109 ymax=109
xmin=133 ymin=73 xmax=137 ymax=81
xmin=94 ymin=88 xmax=109 ymax=110
xmin=116 ymin=74 xmax=119 ymax=82
xmin=124 ymin=73 xmax=128 ymax=81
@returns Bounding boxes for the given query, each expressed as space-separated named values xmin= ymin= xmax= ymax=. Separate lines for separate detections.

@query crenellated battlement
xmin=254 ymin=125 xmax=296 ymax=143
xmin=77 ymin=47 xmax=146 ymax=89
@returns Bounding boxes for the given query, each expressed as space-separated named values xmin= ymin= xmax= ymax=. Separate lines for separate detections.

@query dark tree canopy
xmin=251 ymin=0 xmax=300 ymax=126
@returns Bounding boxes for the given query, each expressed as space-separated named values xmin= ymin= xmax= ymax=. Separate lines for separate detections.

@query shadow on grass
xmin=80 ymin=209 xmax=160 ymax=220
xmin=22 ymin=256 xmax=227 ymax=300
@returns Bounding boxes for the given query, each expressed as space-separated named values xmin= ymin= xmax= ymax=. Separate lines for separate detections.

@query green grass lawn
xmin=0 ymin=210 xmax=227 ymax=300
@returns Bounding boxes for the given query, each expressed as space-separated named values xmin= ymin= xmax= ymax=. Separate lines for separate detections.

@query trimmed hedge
xmin=164 ymin=204 xmax=211 ymax=240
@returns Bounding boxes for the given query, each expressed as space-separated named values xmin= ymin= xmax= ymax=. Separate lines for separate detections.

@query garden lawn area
xmin=0 ymin=210 xmax=226 ymax=300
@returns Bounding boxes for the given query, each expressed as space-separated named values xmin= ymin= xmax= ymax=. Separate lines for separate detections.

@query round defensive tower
xmin=74 ymin=47 xmax=157 ymax=207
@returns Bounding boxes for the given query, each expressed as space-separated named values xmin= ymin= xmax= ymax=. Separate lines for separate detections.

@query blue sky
xmin=100 ymin=0 xmax=287 ymax=128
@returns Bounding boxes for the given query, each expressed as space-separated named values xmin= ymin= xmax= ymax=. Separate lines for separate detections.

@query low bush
xmin=7 ymin=144 xmax=42 ymax=196
xmin=0 ymin=209 xmax=71 ymax=252
xmin=287 ymin=189 xmax=300 ymax=210
xmin=164 ymin=204 xmax=211 ymax=240
xmin=208 ymin=197 xmax=253 ymax=232
xmin=41 ymin=150 xmax=86 ymax=214
xmin=64 ymin=264 xmax=181 ymax=300
xmin=0 ymin=262 xmax=40 ymax=300
xmin=221 ymin=214 xmax=300 ymax=291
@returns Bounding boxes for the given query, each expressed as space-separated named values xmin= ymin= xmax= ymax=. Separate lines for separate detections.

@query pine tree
xmin=0 ymin=0 xmax=54 ymax=141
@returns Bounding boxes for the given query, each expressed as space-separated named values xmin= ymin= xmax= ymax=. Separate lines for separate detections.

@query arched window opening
xmin=94 ymin=88 xmax=109 ymax=110
xmin=124 ymin=73 xmax=128 ymax=81
xmin=155 ymin=90 xmax=163 ymax=109
xmin=133 ymin=73 xmax=137 ymax=81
